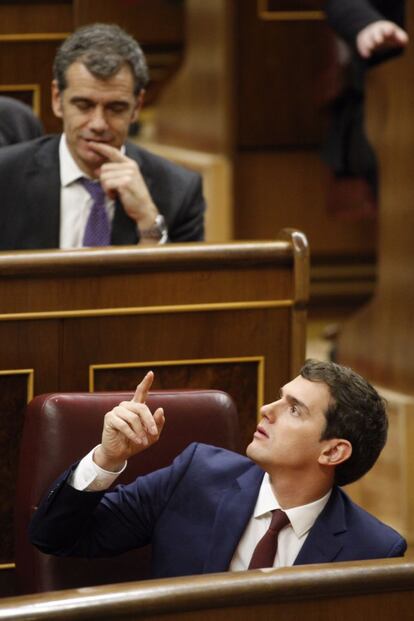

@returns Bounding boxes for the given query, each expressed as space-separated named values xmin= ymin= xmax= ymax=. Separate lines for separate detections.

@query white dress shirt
xmin=58 ymin=135 xmax=118 ymax=249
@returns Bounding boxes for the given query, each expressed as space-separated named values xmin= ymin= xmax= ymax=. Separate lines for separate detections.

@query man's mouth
xmin=254 ymin=425 xmax=269 ymax=439
xmin=83 ymin=138 xmax=109 ymax=144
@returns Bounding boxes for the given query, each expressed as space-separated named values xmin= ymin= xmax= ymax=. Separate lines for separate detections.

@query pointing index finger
xmin=88 ymin=141 xmax=127 ymax=162
xmin=133 ymin=371 xmax=154 ymax=404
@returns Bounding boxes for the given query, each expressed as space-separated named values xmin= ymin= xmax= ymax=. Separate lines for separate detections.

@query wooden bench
xmin=0 ymin=559 xmax=413 ymax=620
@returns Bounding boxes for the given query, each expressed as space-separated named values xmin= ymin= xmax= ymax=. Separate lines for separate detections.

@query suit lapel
xmin=294 ymin=486 xmax=347 ymax=565
xmin=25 ymin=137 xmax=61 ymax=248
xmin=203 ymin=466 xmax=264 ymax=573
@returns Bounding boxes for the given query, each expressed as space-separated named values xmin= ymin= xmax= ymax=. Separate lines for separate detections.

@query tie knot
xmin=269 ymin=509 xmax=290 ymax=533
xmin=80 ymin=177 xmax=106 ymax=204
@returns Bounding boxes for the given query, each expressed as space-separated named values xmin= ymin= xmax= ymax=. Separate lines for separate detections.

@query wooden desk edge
xmin=1 ymin=559 xmax=413 ymax=619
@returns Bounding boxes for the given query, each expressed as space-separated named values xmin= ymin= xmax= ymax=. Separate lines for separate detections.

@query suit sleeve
xmin=167 ymin=172 xmax=205 ymax=242
xmin=386 ymin=536 xmax=407 ymax=558
xmin=325 ymin=0 xmax=405 ymax=45
xmin=29 ymin=443 xmax=198 ymax=558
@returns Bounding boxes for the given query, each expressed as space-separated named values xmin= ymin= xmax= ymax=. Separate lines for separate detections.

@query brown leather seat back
xmin=15 ymin=390 xmax=241 ymax=594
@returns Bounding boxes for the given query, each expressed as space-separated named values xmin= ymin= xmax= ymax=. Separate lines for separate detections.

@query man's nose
xmin=260 ymin=400 xmax=280 ymax=422
xmin=89 ymin=106 xmax=108 ymax=132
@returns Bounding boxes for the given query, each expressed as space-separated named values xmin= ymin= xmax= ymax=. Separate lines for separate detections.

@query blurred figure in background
xmin=322 ymin=0 xmax=408 ymax=219
xmin=326 ymin=0 xmax=407 ymax=62
xmin=0 ymin=96 xmax=43 ymax=147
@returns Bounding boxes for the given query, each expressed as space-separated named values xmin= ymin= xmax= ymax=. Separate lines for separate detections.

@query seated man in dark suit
xmin=30 ymin=359 xmax=406 ymax=577
xmin=0 ymin=96 xmax=44 ymax=147
xmin=0 ymin=24 xmax=205 ymax=250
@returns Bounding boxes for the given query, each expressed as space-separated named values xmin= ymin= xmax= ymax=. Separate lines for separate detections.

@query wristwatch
xmin=139 ymin=214 xmax=168 ymax=244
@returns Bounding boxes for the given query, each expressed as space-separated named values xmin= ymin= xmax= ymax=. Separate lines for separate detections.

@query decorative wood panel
xmin=237 ymin=0 xmax=334 ymax=147
xmin=0 ymin=84 xmax=40 ymax=114
xmin=258 ymin=0 xmax=325 ymax=20
xmin=0 ymin=40 xmax=64 ymax=132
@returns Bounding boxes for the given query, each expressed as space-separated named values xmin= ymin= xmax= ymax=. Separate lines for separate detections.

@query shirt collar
xmin=59 ymin=134 xmax=84 ymax=187
xmin=254 ymin=472 xmax=332 ymax=538
xmin=59 ymin=134 xmax=127 ymax=187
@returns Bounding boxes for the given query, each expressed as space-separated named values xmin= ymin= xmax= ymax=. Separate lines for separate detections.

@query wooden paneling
xmin=0 ymin=2 xmax=72 ymax=35
xmin=237 ymin=0 xmax=333 ymax=147
xmin=260 ymin=0 xmax=325 ymax=11
xmin=156 ymin=0 xmax=236 ymax=153
xmin=0 ymin=40 xmax=64 ymax=131
xmin=74 ymin=0 xmax=183 ymax=45
xmin=235 ymin=151 xmax=377 ymax=256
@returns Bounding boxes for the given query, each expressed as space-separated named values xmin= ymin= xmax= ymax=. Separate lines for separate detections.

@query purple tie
xmin=248 ymin=509 xmax=290 ymax=569
xmin=80 ymin=178 xmax=111 ymax=247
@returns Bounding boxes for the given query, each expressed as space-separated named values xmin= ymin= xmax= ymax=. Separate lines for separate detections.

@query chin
xmin=245 ymin=439 xmax=258 ymax=460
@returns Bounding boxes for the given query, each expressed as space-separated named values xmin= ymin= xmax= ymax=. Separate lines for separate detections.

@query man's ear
xmin=131 ymin=89 xmax=145 ymax=122
xmin=51 ymin=80 xmax=63 ymax=119
xmin=318 ymin=439 xmax=352 ymax=467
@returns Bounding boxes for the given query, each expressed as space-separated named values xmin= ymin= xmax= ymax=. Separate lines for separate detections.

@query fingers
xmin=88 ymin=141 xmax=127 ymax=163
xmin=104 ymin=400 xmax=162 ymax=445
xmin=357 ymin=21 xmax=408 ymax=58
xmin=133 ymin=371 xmax=154 ymax=404
xmin=153 ymin=407 xmax=165 ymax=434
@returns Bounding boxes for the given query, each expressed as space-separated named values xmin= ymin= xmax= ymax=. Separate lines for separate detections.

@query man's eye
xmin=290 ymin=405 xmax=299 ymax=415
xmin=74 ymin=101 xmax=92 ymax=111
xmin=108 ymin=104 xmax=129 ymax=114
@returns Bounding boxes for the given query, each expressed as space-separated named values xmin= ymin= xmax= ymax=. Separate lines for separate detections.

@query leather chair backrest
xmin=15 ymin=390 xmax=241 ymax=594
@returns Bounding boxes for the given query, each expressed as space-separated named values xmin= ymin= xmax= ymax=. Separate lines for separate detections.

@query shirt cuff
xmin=69 ymin=445 xmax=127 ymax=491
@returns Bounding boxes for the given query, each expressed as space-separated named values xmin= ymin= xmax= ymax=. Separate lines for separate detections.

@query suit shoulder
xmin=338 ymin=487 xmax=406 ymax=551
xmin=0 ymin=134 xmax=58 ymax=167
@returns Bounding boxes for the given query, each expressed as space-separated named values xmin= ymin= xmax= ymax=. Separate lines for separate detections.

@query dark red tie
xmin=248 ymin=509 xmax=290 ymax=569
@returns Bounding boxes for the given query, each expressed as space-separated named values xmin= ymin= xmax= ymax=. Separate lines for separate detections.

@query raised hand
xmin=356 ymin=20 xmax=409 ymax=59
xmin=93 ymin=371 xmax=165 ymax=471
xmin=88 ymin=141 xmax=159 ymax=230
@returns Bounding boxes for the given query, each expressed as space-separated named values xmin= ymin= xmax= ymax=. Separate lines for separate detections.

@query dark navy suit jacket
xmin=0 ymin=135 xmax=205 ymax=250
xmin=29 ymin=443 xmax=406 ymax=578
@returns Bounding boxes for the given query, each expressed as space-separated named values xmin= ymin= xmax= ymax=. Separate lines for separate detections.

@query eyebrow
xmin=69 ymin=97 xmax=131 ymax=108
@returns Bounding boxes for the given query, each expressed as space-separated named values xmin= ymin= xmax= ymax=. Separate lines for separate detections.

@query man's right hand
xmin=93 ymin=371 xmax=165 ymax=471
xmin=356 ymin=20 xmax=409 ymax=59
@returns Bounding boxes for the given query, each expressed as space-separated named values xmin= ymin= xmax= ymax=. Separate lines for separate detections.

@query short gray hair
xmin=53 ymin=23 xmax=149 ymax=95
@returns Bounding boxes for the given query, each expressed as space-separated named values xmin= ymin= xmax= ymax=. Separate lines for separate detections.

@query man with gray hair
xmin=0 ymin=23 xmax=205 ymax=250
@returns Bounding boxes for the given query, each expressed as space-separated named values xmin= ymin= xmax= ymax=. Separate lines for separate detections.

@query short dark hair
xmin=300 ymin=359 xmax=388 ymax=487
xmin=53 ymin=23 xmax=149 ymax=95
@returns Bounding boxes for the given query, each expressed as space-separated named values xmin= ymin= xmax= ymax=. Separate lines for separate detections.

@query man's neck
xmin=268 ymin=469 xmax=334 ymax=510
